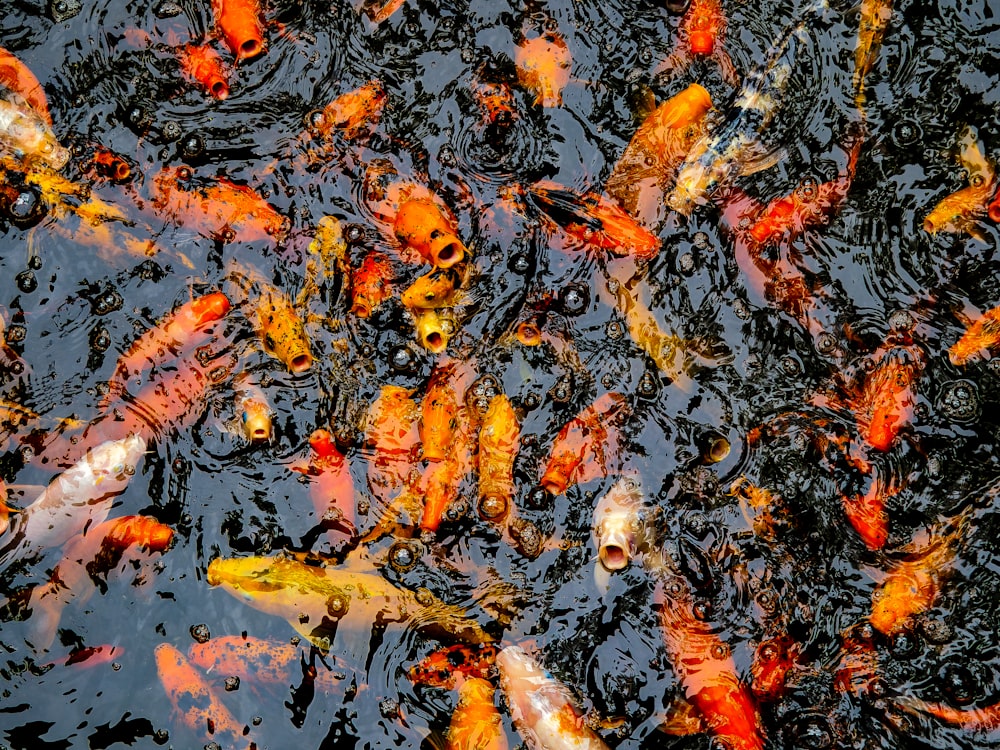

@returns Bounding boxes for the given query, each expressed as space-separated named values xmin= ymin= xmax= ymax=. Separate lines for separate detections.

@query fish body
xmin=989 ymin=188 xmax=1000 ymax=223
xmin=528 ymin=181 xmax=660 ymax=260
xmin=0 ymin=47 xmax=52 ymax=126
xmin=298 ymin=216 xmax=348 ymax=309
xmin=188 ymin=635 xmax=345 ymax=693
xmin=419 ymin=421 xmax=473 ymax=533
xmin=853 ymin=344 xmax=922 ymax=452
xmin=291 ymin=428 xmax=357 ymax=542
xmin=0 ymin=90 xmax=69 ymax=170
xmin=206 ymin=555 xmax=493 ymax=651
xmin=471 ymin=75 xmax=518 ymax=143
xmin=179 ymin=43 xmax=230 ymax=100
xmin=408 ymin=643 xmax=498 ymax=689
xmin=853 ymin=0 xmax=893 ymax=106
xmin=950 ymin=304 xmax=1000 ymax=365
xmin=305 ymin=80 xmax=386 ymax=141
xmin=230 ymin=268 xmax=312 ymax=373
xmin=924 ymin=125 xmax=997 ymax=240
xmin=497 ymin=645 xmax=610 ymax=750
xmin=667 ymin=9 xmax=816 ymax=216
xmin=350 ymin=250 xmax=394 ymax=318
xmin=541 ymin=392 xmax=628 ymax=496
xmin=477 ymin=394 xmax=519 ymax=523
xmin=605 ymin=83 xmax=713 ymax=228
xmin=447 ymin=677 xmax=509 ymax=750
xmin=515 ymin=33 xmax=571 ymax=107
xmin=365 ymin=385 xmax=421 ymax=505
xmin=897 ymin=696 xmax=1000 ymax=731
xmin=212 ymin=0 xmax=265 ymax=61
xmin=393 ymin=196 xmax=467 ymax=268
xmin=750 ymin=636 xmax=797 ymax=702
xmin=841 ymin=466 xmax=896 ymax=551
xmin=237 ymin=387 xmax=272 ymax=443
xmin=869 ymin=529 xmax=954 ymax=635
xmin=421 ymin=363 xmax=460 ymax=462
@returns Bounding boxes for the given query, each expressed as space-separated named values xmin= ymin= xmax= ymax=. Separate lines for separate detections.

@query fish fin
xmin=739 ymin=145 xmax=787 ymax=177
xmin=966 ymin=221 xmax=991 ymax=243
xmin=26 ymin=586 xmax=68 ymax=653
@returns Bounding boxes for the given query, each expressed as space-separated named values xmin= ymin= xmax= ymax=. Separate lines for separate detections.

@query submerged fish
xmin=212 ymin=0 xmax=266 ymax=62
xmin=0 ymin=90 xmax=69 ymax=170
xmin=655 ymin=0 xmax=738 ymax=86
xmin=853 ymin=0 xmax=893 ymax=108
xmin=949 ymin=303 xmax=1000 ymax=365
xmin=188 ymin=635 xmax=345 ymax=693
xmin=923 ymin=125 xmax=997 ymax=241
xmin=178 ymin=43 xmax=230 ymax=100
xmin=304 ymin=80 xmax=387 ymax=142
xmin=447 ymin=677 xmax=509 ymax=750
xmin=515 ymin=32 xmax=572 ymax=108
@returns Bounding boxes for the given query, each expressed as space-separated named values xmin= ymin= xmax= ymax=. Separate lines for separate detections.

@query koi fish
xmin=304 ymin=80 xmax=387 ymax=142
xmin=393 ymin=196 xmax=467 ymax=268
xmin=412 ymin=307 xmax=457 ymax=353
xmin=923 ymin=125 xmax=998 ymax=241
xmin=854 ymin=0 xmax=893 ymax=108
xmin=989 ymin=188 xmax=1000 ymax=223
xmin=605 ymin=83 xmax=714 ymax=228
xmin=592 ymin=476 xmax=646 ymax=575
xmin=364 ymin=385 xmax=421 ymax=506
xmin=656 ymin=0 xmax=738 ymax=87
xmin=746 ymin=132 xmax=864 ymax=247
xmin=841 ymin=464 xmax=896 ymax=551
xmin=212 ymin=0 xmax=265 ymax=62
xmin=447 ymin=677 xmax=509 ymax=750
xmin=355 ymin=0 xmax=407 ymax=25
xmin=515 ymin=32 xmax=572 ymax=108
xmin=540 ymin=392 xmax=628 ymax=496
xmin=421 ymin=363 xmax=460 ymax=463
xmin=851 ymin=344 xmax=923 ymax=452
xmin=477 ymin=394 xmax=519 ymax=525
xmin=949 ymin=303 xmax=1000 ymax=365
xmin=350 ymin=251 xmax=394 ymax=318
xmin=0 ymin=90 xmax=69 ymax=170
xmin=0 ymin=435 xmax=147 ymax=565
xmin=236 ymin=386 xmax=272 ymax=443
xmin=104 ymin=291 xmax=231 ymax=403
xmin=408 ymin=643 xmax=498 ymax=689
xmin=471 ymin=65 xmax=518 ymax=143
xmin=401 ymin=265 xmax=467 ymax=310
xmin=229 ymin=267 xmax=313 ymax=373
xmin=0 ymin=481 xmax=15 ymax=535
xmin=178 ymin=43 xmax=230 ymax=100
xmin=896 ymin=696 xmax=1000 ymax=731
xmin=150 ymin=167 xmax=289 ymax=244
xmin=750 ymin=636 xmax=797 ymax=702
xmin=497 ymin=645 xmax=609 ymax=750
xmin=206 ymin=555 xmax=493 ymax=658
xmin=86 ymin=145 xmax=131 ymax=182
xmin=528 ymin=181 xmax=660 ymax=261
xmin=419 ymin=421 xmax=474 ymax=533
xmin=188 ymin=635 xmax=345 ymax=693
xmin=26 ymin=514 xmax=173 ymax=651
xmin=667 ymin=4 xmax=823 ymax=216
xmin=155 ymin=643 xmax=251 ymax=748
xmin=15 ymin=159 xmax=126 ymax=225
xmin=297 ymin=216 xmax=348 ymax=309
xmin=0 ymin=46 xmax=52 ymax=126
xmin=290 ymin=428 xmax=357 ymax=542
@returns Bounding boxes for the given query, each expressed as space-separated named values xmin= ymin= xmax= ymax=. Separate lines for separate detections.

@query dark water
xmin=2 ymin=0 xmax=1000 ymax=748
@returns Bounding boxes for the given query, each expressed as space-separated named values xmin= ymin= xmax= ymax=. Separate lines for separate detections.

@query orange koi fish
xmin=924 ymin=125 xmax=997 ymax=241
xmin=950 ymin=303 xmax=1000 ymax=365
xmin=229 ymin=267 xmax=313 ymax=373
xmin=497 ymin=645 xmax=609 ymax=749
xmin=750 ymin=636 xmax=797 ymax=702
xmin=0 ymin=92 xmax=69 ymax=170
xmin=290 ymin=428 xmax=357 ymax=542
xmin=105 ymin=291 xmax=231 ymax=403
xmin=989 ymin=187 xmax=1000 ymax=223
xmin=515 ymin=32 xmax=572 ymax=108
xmin=447 ymin=677 xmax=509 ymax=750
xmin=27 ymin=515 xmax=173 ymax=651
xmin=188 ymin=635 xmax=344 ymax=693
xmin=605 ymin=83 xmax=713 ymax=228
xmin=304 ymin=80 xmax=387 ymax=142
xmin=540 ymin=392 xmax=628 ymax=496
xmin=412 ymin=307 xmax=457 ymax=354
xmin=0 ymin=46 xmax=52 ymax=126
xmin=408 ymin=643 xmax=498 ymax=689
xmin=178 ymin=43 xmax=230 ymax=100
xmin=401 ymin=264 xmax=467 ymax=310
xmin=656 ymin=0 xmax=738 ymax=86
xmin=528 ymin=181 xmax=660 ymax=261
xmin=477 ymin=394 xmax=519 ymax=525
xmin=747 ymin=133 xmax=863 ymax=247
xmin=350 ymin=250 xmax=394 ymax=318
xmin=851 ymin=344 xmax=923 ymax=452
xmin=212 ymin=0 xmax=265 ymax=62
xmin=365 ymin=385 xmax=421 ymax=506
xmin=471 ymin=68 xmax=518 ymax=143
xmin=155 ymin=643 xmax=251 ymax=748
xmin=654 ymin=577 xmax=766 ymax=750
xmin=897 ymin=696 xmax=1000 ymax=731
xmin=150 ymin=167 xmax=289 ymax=244
xmin=421 ymin=363 xmax=460 ymax=462
xmin=854 ymin=0 xmax=893 ymax=108
xmin=355 ymin=0 xmax=407 ymax=25
xmin=841 ymin=466 xmax=896 ymax=551
xmin=45 ymin=644 xmax=123 ymax=669
xmin=394 ymin=196 xmax=467 ymax=268
xmin=420 ymin=420 xmax=473 ymax=533
xmin=297 ymin=216 xmax=348 ymax=309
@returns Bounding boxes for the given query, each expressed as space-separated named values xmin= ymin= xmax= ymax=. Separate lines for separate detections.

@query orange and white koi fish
xmin=0 ymin=90 xmax=69 ymax=170
xmin=178 ymin=43 xmax=230 ymax=100
xmin=408 ymin=643 xmax=498 ymax=689
xmin=0 ymin=46 xmax=52 ymax=126
xmin=0 ymin=435 xmax=147 ymax=564
xmin=477 ymin=394 xmax=519 ymax=525
xmin=236 ymin=386 xmax=272 ymax=443
xmin=515 ymin=32 xmax=572 ymax=108
xmin=229 ymin=267 xmax=313 ymax=373
xmin=304 ymin=80 xmax=387 ymax=142
xmin=188 ymin=635 xmax=345 ymax=693
xmin=540 ymin=392 xmax=628 ymax=496
xmin=605 ymin=83 xmax=713 ymax=228
xmin=27 ymin=514 xmax=173 ymax=651
xmin=394 ymin=196 xmax=467 ymax=268
xmin=290 ymin=428 xmax=357 ymax=542
xmin=950 ymin=303 xmax=1000 ymax=365
xmin=656 ymin=0 xmax=738 ymax=86
xmin=104 ymin=291 xmax=231 ymax=403
xmin=854 ymin=0 xmax=893 ymax=108
xmin=350 ymin=250 xmax=394 ymax=318
xmin=150 ymin=167 xmax=289 ymax=244
xmin=592 ymin=476 xmax=646 ymax=576
xmin=497 ymin=645 xmax=609 ymax=750
xmin=155 ymin=643 xmax=252 ymax=748
xmin=212 ymin=0 xmax=265 ymax=62
xmin=654 ymin=576 xmax=766 ymax=750
xmin=924 ymin=125 xmax=997 ymax=241
xmin=529 ymin=181 xmax=660 ymax=261
xmin=851 ymin=344 xmax=923 ymax=452
xmin=447 ymin=677 xmax=509 ymax=750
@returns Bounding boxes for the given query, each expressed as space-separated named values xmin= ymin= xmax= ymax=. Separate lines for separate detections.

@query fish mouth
xmin=288 ymin=351 xmax=313 ymax=373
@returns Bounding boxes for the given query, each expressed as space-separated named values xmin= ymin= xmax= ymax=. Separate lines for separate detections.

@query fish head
xmin=190 ymin=292 xmax=232 ymax=325
xmin=593 ymin=476 xmax=645 ymax=572
xmin=240 ymin=396 xmax=272 ymax=443
xmin=260 ymin=308 xmax=313 ymax=373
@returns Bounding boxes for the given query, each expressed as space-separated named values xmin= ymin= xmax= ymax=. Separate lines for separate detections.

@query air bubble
xmin=509 ymin=253 xmax=531 ymax=274
xmin=678 ymin=253 xmax=695 ymax=274
xmin=780 ymin=356 xmax=802 ymax=376
xmin=190 ymin=623 xmax=210 ymax=643
xmin=936 ymin=379 xmax=980 ymax=423
xmin=388 ymin=541 xmax=416 ymax=571
xmin=636 ymin=371 xmax=657 ymax=399
xmin=940 ymin=662 xmax=978 ymax=706
xmin=180 ymin=133 xmax=206 ymax=160
xmin=15 ymin=271 xmax=36 ymax=293
xmin=559 ymin=283 xmax=589 ymax=315
xmin=389 ymin=345 xmax=416 ymax=372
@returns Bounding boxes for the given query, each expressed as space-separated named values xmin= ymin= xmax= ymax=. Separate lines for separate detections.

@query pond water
xmin=2 ymin=0 xmax=1000 ymax=748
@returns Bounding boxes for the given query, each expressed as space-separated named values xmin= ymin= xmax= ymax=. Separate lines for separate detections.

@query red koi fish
xmin=150 ymin=167 xmax=289 ymax=244
xmin=515 ymin=32 xmax=572 ymax=108
xmin=750 ymin=636 xmax=797 ymax=703
xmin=408 ymin=643 xmax=498 ymax=689
xmin=88 ymin=145 xmax=131 ymax=182
xmin=0 ymin=46 xmax=52 ymax=126
xmin=989 ymin=188 xmax=1000 ymax=223
xmin=212 ymin=0 xmax=265 ymax=62
xmin=528 ymin=181 xmax=660 ymax=261
xmin=45 ymin=644 xmax=123 ymax=669
xmin=841 ymin=466 xmax=895 ymax=551
xmin=178 ymin=43 xmax=230 ymax=100
xmin=851 ymin=344 xmax=923 ymax=452
xmin=747 ymin=134 xmax=863 ymax=247
xmin=656 ymin=0 xmax=738 ymax=86
xmin=351 ymin=251 xmax=394 ymax=318
xmin=447 ymin=677 xmax=509 ymax=750
xmin=188 ymin=635 xmax=344 ymax=693
xmin=949 ymin=303 xmax=1000 ymax=365
xmin=540 ymin=392 xmax=628 ymax=496
xmin=104 ymin=291 xmax=231 ymax=404
xmin=304 ymin=80 xmax=387 ymax=142
xmin=155 ymin=643 xmax=252 ymax=748
xmin=290 ymin=428 xmax=357 ymax=543
xmin=654 ymin=577 xmax=766 ymax=750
